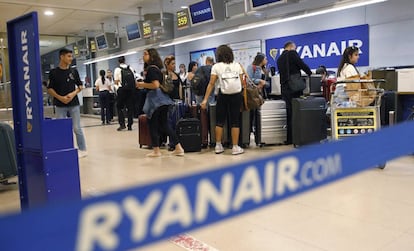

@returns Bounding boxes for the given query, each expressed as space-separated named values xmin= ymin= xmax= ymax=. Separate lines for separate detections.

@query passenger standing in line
xmin=194 ymin=56 xmax=215 ymax=105
xmin=106 ymin=69 xmax=116 ymax=122
xmin=114 ymin=56 xmax=136 ymax=131
xmin=179 ymin=63 xmax=188 ymax=84
xmin=164 ymin=55 xmax=183 ymax=100
xmin=47 ymin=48 xmax=87 ymax=158
xmin=186 ymin=61 xmax=198 ymax=104
xmin=200 ymin=44 xmax=244 ymax=155
xmin=136 ymin=48 xmax=185 ymax=157
xmin=246 ymin=53 xmax=270 ymax=133
xmin=95 ymin=70 xmax=113 ymax=125
xmin=277 ymin=41 xmax=312 ymax=145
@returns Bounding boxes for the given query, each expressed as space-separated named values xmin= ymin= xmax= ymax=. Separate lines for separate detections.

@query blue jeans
xmin=55 ymin=105 xmax=87 ymax=151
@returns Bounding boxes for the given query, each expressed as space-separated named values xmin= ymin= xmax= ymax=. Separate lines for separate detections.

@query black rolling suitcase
xmin=0 ymin=123 xmax=17 ymax=183
xmin=292 ymin=97 xmax=327 ymax=146
xmin=239 ymin=110 xmax=251 ymax=148
xmin=176 ymin=118 xmax=202 ymax=152
xmin=380 ymin=91 xmax=399 ymax=126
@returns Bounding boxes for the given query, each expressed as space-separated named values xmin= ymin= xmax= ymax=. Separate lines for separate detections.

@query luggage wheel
xmin=377 ymin=163 xmax=386 ymax=170
xmin=139 ymin=145 xmax=142 ymax=148
xmin=0 ymin=180 xmax=17 ymax=186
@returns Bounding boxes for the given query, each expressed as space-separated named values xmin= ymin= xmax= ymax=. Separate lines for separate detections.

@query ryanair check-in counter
xmin=372 ymin=68 xmax=414 ymax=123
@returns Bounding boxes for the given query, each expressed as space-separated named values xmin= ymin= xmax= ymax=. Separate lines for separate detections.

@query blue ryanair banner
xmin=1 ymin=121 xmax=414 ymax=251
xmin=266 ymin=24 xmax=369 ymax=69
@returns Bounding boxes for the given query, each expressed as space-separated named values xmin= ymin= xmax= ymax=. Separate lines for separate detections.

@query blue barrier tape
xmin=1 ymin=121 xmax=414 ymax=251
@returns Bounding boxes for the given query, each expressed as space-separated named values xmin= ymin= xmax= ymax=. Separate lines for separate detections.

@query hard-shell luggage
xmin=239 ymin=110 xmax=251 ymax=148
xmin=168 ymin=100 xmax=187 ymax=131
xmin=0 ymin=122 xmax=17 ymax=182
xmin=292 ymin=97 xmax=327 ymax=146
xmin=176 ymin=118 xmax=202 ymax=152
xmin=138 ymin=114 xmax=152 ymax=148
xmin=209 ymin=103 xmax=230 ymax=147
xmin=190 ymin=105 xmax=209 ymax=147
xmin=255 ymin=100 xmax=287 ymax=146
xmin=380 ymin=91 xmax=401 ymax=126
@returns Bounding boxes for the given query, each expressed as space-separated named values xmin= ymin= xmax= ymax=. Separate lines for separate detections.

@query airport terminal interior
xmin=1 ymin=0 xmax=414 ymax=250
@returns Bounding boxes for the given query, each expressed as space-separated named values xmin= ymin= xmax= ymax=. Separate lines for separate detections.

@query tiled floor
xmin=1 ymin=117 xmax=414 ymax=251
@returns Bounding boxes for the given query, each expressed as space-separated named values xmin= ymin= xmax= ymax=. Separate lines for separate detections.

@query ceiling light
xmin=44 ymin=10 xmax=54 ymax=16
xmin=180 ymin=6 xmax=188 ymax=9
xmin=83 ymin=50 xmax=139 ymax=65
xmin=160 ymin=0 xmax=388 ymax=47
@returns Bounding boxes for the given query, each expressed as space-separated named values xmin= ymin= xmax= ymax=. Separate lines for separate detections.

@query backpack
xmin=149 ymin=65 xmax=174 ymax=94
xmin=190 ymin=66 xmax=210 ymax=96
xmin=121 ymin=66 xmax=135 ymax=90
xmin=220 ymin=64 xmax=242 ymax=94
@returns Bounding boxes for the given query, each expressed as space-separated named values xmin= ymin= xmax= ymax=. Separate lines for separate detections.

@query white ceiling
xmin=0 ymin=0 xmax=203 ymax=54
xmin=0 ymin=0 xmax=362 ymax=55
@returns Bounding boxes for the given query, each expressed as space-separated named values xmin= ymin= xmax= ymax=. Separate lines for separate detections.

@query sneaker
xmin=146 ymin=152 xmax=161 ymax=157
xmin=232 ymin=146 xmax=244 ymax=155
xmin=78 ymin=150 xmax=88 ymax=158
xmin=215 ymin=143 xmax=224 ymax=154
xmin=117 ymin=125 xmax=126 ymax=131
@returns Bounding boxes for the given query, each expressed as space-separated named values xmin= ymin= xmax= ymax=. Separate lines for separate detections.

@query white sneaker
xmin=78 ymin=150 xmax=88 ymax=158
xmin=215 ymin=143 xmax=224 ymax=154
xmin=232 ymin=146 xmax=244 ymax=155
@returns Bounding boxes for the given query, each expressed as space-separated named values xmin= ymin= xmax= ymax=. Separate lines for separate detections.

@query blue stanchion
xmin=0 ymin=121 xmax=413 ymax=251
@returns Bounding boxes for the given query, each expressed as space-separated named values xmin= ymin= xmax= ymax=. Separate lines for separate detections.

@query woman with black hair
xmin=337 ymin=46 xmax=369 ymax=80
xmin=200 ymin=44 xmax=244 ymax=155
xmin=246 ymin=53 xmax=270 ymax=91
xmin=95 ymin=69 xmax=112 ymax=125
xmin=136 ymin=48 xmax=184 ymax=157
xmin=187 ymin=61 xmax=198 ymax=103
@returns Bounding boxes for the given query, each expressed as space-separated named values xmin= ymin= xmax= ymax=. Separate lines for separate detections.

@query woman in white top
xmin=95 ymin=69 xmax=113 ymax=125
xmin=179 ymin=63 xmax=188 ymax=83
xmin=337 ymin=46 xmax=371 ymax=81
xmin=200 ymin=44 xmax=244 ymax=155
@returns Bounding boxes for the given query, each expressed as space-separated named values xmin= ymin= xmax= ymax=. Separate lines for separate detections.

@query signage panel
xmin=265 ymin=25 xmax=369 ymax=69
xmin=7 ymin=12 xmax=43 ymax=150
xmin=126 ymin=22 xmax=142 ymax=42
xmin=251 ymin=0 xmax=286 ymax=9
xmin=189 ymin=0 xmax=214 ymax=26
xmin=142 ymin=21 xmax=152 ymax=39
xmin=177 ymin=9 xmax=190 ymax=30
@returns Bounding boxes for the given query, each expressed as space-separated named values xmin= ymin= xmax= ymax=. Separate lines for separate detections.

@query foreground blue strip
xmin=1 ymin=122 xmax=414 ymax=251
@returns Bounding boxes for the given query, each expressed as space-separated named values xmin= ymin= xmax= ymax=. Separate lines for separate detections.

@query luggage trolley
xmin=330 ymin=79 xmax=386 ymax=169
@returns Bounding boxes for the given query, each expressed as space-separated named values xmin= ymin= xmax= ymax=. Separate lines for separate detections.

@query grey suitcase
xmin=0 ymin=123 xmax=17 ymax=183
xmin=255 ymin=100 xmax=287 ymax=146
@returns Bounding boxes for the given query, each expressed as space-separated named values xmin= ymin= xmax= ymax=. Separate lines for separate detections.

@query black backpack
xmin=191 ymin=65 xmax=210 ymax=96
xmin=121 ymin=66 xmax=135 ymax=90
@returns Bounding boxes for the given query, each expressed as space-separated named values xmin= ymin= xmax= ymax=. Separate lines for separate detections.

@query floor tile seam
xmin=281 ymin=202 xmax=409 ymax=234
xmin=375 ymin=232 xmax=407 ymax=251
xmin=246 ymin=222 xmax=329 ymax=251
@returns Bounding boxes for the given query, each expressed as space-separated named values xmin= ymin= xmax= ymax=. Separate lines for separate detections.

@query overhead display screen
xmin=177 ymin=9 xmax=190 ymax=30
xmin=251 ymin=0 xmax=286 ymax=9
xmin=95 ymin=34 xmax=108 ymax=50
xmin=125 ymin=22 xmax=141 ymax=42
xmin=142 ymin=21 xmax=152 ymax=39
xmin=189 ymin=0 xmax=214 ymax=26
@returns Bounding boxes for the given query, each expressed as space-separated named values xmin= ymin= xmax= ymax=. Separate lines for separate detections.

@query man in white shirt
xmin=114 ymin=56 xmax=136 ymax=131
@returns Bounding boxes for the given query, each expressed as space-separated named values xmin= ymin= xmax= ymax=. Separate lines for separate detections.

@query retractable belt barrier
xmin=1 ymin=121 xmax=414 ymax=251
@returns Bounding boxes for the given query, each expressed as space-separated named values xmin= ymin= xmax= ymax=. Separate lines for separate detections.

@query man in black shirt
xmin=47 ymin=48 xmax=87 ymax=158
xmin=277 ymin=41 xmax=312 ymax=144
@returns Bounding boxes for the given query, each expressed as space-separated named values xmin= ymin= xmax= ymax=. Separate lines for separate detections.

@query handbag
xmin=286 ymin=53 xmax=306 ymax=92
xmin=288 ymin=73 xmax=306 ymax=92
xmin=243 ymin=77 xmax=264 ymax=110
